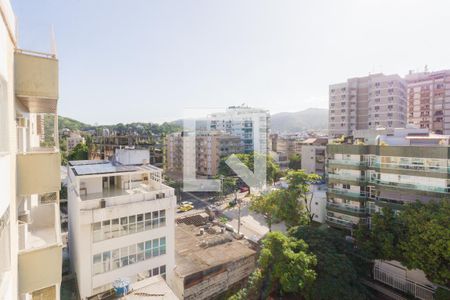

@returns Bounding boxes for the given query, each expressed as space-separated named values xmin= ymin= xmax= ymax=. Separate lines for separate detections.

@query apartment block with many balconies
xmin=405 ymin=69 xmax=450 ymax=135
xmin=326 ymin=127 xmax=447 ymax=300
xmin=165 ymin=131 xmax=243 ymax=178
xmin=67 ymin=149 xmax=176 ymax=299
xmin=329 ymin=74 xmax=407 ymax=138
xmin=0 ymin=1 xmax=63 ymax=298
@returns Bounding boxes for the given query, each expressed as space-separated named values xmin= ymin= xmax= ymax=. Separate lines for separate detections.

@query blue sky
xmin=12 ymin=0 xmax=450 ymax=124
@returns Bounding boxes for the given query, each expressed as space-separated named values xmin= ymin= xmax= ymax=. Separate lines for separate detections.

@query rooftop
xmin=69 ymin=160 xmax=162 ymax=177
xmin=174 ymin=214 xmax=256 ymax=277
xmin=113 ymin=276 xmax=178 ymax=300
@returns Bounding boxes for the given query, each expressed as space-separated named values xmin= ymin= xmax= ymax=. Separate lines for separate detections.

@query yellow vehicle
xmin=179 ymin=204 xmax=194 ymax=212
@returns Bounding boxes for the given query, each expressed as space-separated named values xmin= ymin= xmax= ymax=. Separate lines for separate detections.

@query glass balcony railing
xmin=325 ymin=216 xmax=355 ymax=229
xmin=370 ymin=162 xmax=450 ymax=174
xmin=368 ymin=178 xmax=449 ymax=194
xmin=327 ymin=188 xmax=367 ymax=200
xmin=326 ymin=202 xmax=368 ymax=214
xmin=328 ymin=173 xmax=364 ymax=182
xmin=328 ymin=159 xmax=367 ymax=167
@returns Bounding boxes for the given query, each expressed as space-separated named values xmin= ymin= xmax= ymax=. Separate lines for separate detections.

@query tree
xmin=356 ymin=201 xmax=450 ymax=286
xmin=249 ymin=192 xmax=279 ymax=232
xmin=67 ymin=142 xmax=89 ymax=161
xmin=258 ymin=232 xmax=316 ymax=298
xmin=291 ymin=226 xmax=370 ymax=300
xmin=218 ymin=152 xmax=282 ymax=188
xmin=276 ymin=189 xmax=310 ymax=228
xmin=285 ymin=170 xmax=321 ymax=222
xmin=288 ymin=153 xmax=302 ymax=170
xmin=398 ymin=201 xmax=450 ymax=286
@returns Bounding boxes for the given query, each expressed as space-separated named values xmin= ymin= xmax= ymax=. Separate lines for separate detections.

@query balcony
xmin=326 ymin=202 xmax=368 ymax=216
xmin=14 ymin=49 xmax=58 ymax=113
xmin=369 ymin=162 xmax=449 ymax=177
xmin=327 ymin=188 xmax=367 ymax=201
xmin=328 ymin=159 xmax=367 ymax=170
xmin=18 ymin=203 xmax=62 ymax=294
xmin=325 ymin=216 xmax=355 ymax=230
xmin=327 ymin=173 xmax=365 ymax=185
xmin=368 ymin=178 xmax=448 ymax=194
xmin=17 ymin=152 xmax=60 ymax=195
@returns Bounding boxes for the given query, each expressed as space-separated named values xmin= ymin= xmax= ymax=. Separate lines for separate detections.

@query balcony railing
xmin=18 ymin=203 xmax=62 ymax=294
xmin=326 ymin=202 xmax=368 ymax=215
xmin=327 ymin=188 xmax=367 ymax=200
xmin=328 ymin=159 xmax=368 ymax=168
xmin=370 ymin=162 xmax=449 ymax=174
xmin=17 ymin=152 xmax=60 ymax=195
xmin=325 ymin=216 xmax=355 ymax=229
xmin=373 ymin=266 xmax=435 ymax=300
xmin=368 ymin=178 xmax=449 ymax=194
xmin=328 ymin=173 xmax=364 ymax=183
xmin=14 ymin=49 xmax=58 ymax=113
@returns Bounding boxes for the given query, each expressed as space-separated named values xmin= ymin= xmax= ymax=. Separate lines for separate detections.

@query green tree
xmin=67 ymin=142 xmax=89 ymax=161
xmin=285 ymin=170 xmax=321 ymax=222
xmin=291 ymin=226 xmax=370 ymax=300
xmin=249 ymin=192 xmax=279 ymax=232
xmin=356 ymin=201 xmax=450 ymax=286
xmin=288 ymin=153 xmax=302 ymax=170
xmin=258 ymin=232 xmax=316 ymax=298
xmin=218 ymin=152 xmax=282 ymax=187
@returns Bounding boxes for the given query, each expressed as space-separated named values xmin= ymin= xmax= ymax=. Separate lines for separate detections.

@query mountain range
xmin=271 ymin=108 xmax=328 ymax=133
xmin=60 ymin=107 xmax=328 ymax=134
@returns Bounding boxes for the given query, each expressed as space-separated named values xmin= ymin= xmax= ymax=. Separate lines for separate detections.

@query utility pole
xmin=236 ymin=190 xmax=241 ymax=235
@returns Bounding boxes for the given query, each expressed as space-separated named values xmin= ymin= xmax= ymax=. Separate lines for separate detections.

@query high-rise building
xmin=207 ymin=105 xmax=270 ymax=154
xmin=67 ymin=149 xmax=176 ymax=299
xmin=325 ymin=128 xmax=448 ymax=299
xmin=405 ymin=69 xmax=450 ymax=134
xmin=165 ymin=131 xmax=243 ymax=178
xmin=329 ymin=74 xmax=407 ymax=137
xmin=0 ymin=1 xmax=62 ymax=298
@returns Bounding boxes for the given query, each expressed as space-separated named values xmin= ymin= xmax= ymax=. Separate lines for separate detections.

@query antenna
xmin=50 ymin=25 xmax=57 ymax=57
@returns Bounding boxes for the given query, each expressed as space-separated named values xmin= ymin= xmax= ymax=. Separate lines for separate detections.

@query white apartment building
xmin=1 ymin=0 xmax=62 ymax=298
xmin=329 ymin=73 xmax=407 ymax=137
xmin=207 ymin=105 xmax=270 ymax=154
xmin=405 ymin=69 xmax=450 ymax=134
xmin=67 ymin=149 xmax=176 ymax=299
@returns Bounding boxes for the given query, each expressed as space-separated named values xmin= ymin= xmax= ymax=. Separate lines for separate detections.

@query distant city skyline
xmin=13 ymin=0 xmax=450 ymax=124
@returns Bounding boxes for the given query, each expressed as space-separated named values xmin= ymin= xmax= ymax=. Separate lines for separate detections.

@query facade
xmin=405 ymin=70 xmax=450 ymax=134
xmin=0 ymin=0 xmax=62 ymax=298
xmin=269 ymin=134 xmax=303 ymax=169
xmin=207 ymin=105 xmax=270 ymax=154
xmin=172 ymin=214 xmax=256 ymax=300
xmin=300 ymin=138 xmax=328 ymax=177
xmin=67 ymin=149 xmax=176 ymax=299
xmin=326 ymin=128 xmax=449 ymax=232
xmin=326 ymin=128 xmax=449 ymax=299
xmin=329 ymin=73 xmax=407 ymax=137
xmin=165 ymin=131 xmax=243 ymax=177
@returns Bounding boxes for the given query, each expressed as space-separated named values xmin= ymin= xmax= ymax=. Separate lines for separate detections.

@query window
xmin=152 ymin=211 xmax=159 ymax=228
xmin=160 ymin=237 xmax=166 ymax=255
xmin=136 ymin=214 xmax=144 ymax=232
xmin=112 ymin=249 xmax=120 ymax=270
xmin=145 ymin=241 xmax=152 ymax=259
xmin=159 ymin=210 xmax=166 ymax=227
xmin=93 ymin=222 xmax=101 ymax=242
xmin=152 ymin=239 xmax=159 ymax=257
xmin=102 ymin=220 xmax=111 ymax=239
xmin=111 ymin=218 xmax=120 ymax=238
xmin=343 ymin=184 xmax=350 ymax=189
xmin=93 ymin=254 xmax=102 ymax=275
xmin=103 ymin=251 xmax=111 ymax=272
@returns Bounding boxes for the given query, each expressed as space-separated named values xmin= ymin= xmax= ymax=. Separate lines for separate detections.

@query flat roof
xmin=174 ymin=215 xmax=256 ymax=277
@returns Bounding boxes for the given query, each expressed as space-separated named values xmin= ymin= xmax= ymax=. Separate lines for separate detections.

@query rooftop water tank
xmin=113 ymin=278 xmax=130 ymax=297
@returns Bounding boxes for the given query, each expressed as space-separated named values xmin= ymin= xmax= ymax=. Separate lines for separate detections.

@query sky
xmin=12 ymin=0 xmax=450 ymax=125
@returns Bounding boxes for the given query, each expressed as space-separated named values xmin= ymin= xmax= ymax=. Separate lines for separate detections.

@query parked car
xmin=179 ymin=204 xmax=194 ymax=212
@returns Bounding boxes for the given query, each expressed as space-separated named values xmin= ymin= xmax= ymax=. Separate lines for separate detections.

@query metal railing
xmin=368 ymin=178 xmax=448 ymax=194
xmin=326 ymin=202 xmax=367 ymax=214
xmin=328 ymin=159 xmax=367 ymax=167
xmin=328 ymin=173 xmax=364 ymax=182
xmin=373 ymin=266 xmax=435 ymax=300
xmin=328 ymin=188 xmax=367 ymax=199
xmin=370 ymin=162 xmax=449 ymax=174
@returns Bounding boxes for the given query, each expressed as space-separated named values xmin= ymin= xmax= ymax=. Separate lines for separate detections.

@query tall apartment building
xmin=207 ymin=105 xmax=270 ymax=154
xmin=165 ymin=131 xmax=243 ymax=177
xmin=67 ymin=149 xmax=176 ymax=299
xmin=329 ymin=74 xmax=407 ymax=137
xmin=405 ymin=70 xmax=450 ymax=134
xmin=0 ymin=1 xmax=62 ymax=298
xmin=325 ymin=128 xmax=448 ymax=299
